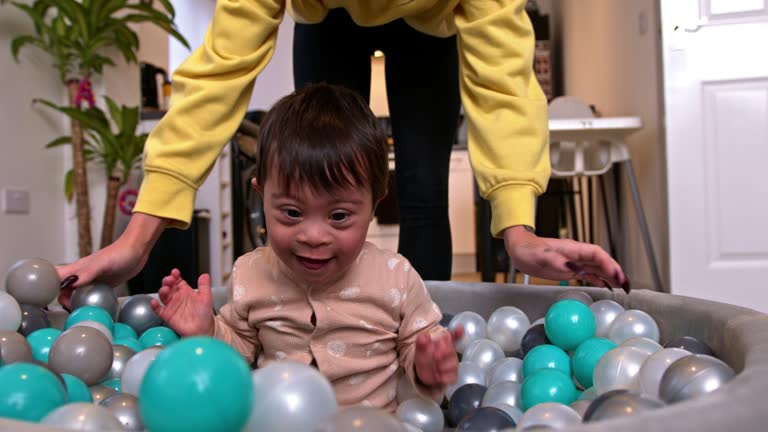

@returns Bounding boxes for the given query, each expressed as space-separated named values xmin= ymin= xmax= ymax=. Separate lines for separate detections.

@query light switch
xmin=2 ymin=188 xmax=30 ymax=214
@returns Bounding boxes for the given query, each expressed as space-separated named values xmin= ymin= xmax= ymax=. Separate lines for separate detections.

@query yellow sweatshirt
xmin=135 ymin=0 xmax=550 ymax=237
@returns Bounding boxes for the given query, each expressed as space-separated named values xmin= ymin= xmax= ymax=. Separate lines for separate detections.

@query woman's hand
xmin=56 ymin=213 xmax=167 ymax=309
xmin=502 ymin=225 xmax=630 ymax=292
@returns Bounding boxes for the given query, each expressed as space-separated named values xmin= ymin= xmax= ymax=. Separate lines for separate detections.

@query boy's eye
xmin=330 ymin=212 xmax=349 ymax=222
xmin=285 ymin=209 xmax=302 ymax=218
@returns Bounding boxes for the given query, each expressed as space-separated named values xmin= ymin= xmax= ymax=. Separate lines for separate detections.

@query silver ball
xmin=396 ymin=398 xmax=444 ymax=432
xmin=589 ymin=300 xmax=625 ymax=338
xmin=555 ymin=290 xmax=594 ymax=306
xmin=100 ymin=393 xmax=144 ymax=431
xmin=463 ymin=339 xmax=505 ymax=371
xmin=486 ymin=306 xmax=530 ymax=353
xmin=448 ymin=311 xmax=487 ymax=353
xmin=41 ymin=403 xmax=124 ymax=430
xmin=107 ymin=344 xmax=136 ymax=381
xmin=607 ymin=309 xmax=660 ymax=344
xmin=71 ymin=284 xmax=119 ymax=320
xmin=481 ymin=381 xmax=522 ymax=409
xmin=486 ymin=357 xmax=523 ymax=386
xmin=659 ymin=354 xmax=735 ymax=403
xmin=4 ymin=258 xmax=60 ymax=308
xmin=584 ymin=391 xmax=664 ymax=422
xmin=518 ymin=402 xmax=582 ymax=429
xmin=446 ymin=362 xmax=487 ymax=400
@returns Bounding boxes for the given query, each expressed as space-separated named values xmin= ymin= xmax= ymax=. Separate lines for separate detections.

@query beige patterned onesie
xmin=213 ymin=242 xmax=445 ymax=411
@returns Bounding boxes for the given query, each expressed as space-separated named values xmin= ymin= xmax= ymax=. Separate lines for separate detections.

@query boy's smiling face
xmin=261 ymin=169 xmax=375 ymax=286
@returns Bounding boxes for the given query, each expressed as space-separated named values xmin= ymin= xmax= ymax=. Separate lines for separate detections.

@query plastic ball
xmin=520 ymin=323 xmax=550 ymax=357
xmin=62 ymin=373 xmax=93 ymax=403
xmin=41 ymin=402 xmax=124 ymax=430
xmin=26 ymin=327 xmax=61 ymax=363
xmin=48 ymin=326 xmax=114 ymax=386
xmin=659 ymin=354 xmax=735 ymax=404
xmin=244 ymin=360 xmax=338 ymax=431
xmin=106 ymin=344 xmax=136 ymax=380
xmin=486 ymin=306 xmax=530 ymax=353
xmin=579 ymin=386 xmax=598 ymax=401
xmin=100 ymin=377 xmax=121 ymax=392
xmin=139 ymin=337 xmax=253 ymax=432
xmin=593 ymin=346 xmax=651 ymax=394
xmin=481 ymin=381 xmax=522 ymax=410
xmin=114 ymin=337 xmax=144 ymax=353
xmin=555 ymin=290 xmax=594 ymax=306
xmin=45 ymin=307 xmax=69 ymax=330
xmin=589 ymin=299 xmax=625 ymax=338
xmin=455 ymin=406 xmax=516 ymax=430
xmin=0 ymin=362 xmax=66 ymax=421
xmin=121 ymin=346 xmax=163 ymax=396
xmin=484 ymin=402 xmax=523 ymax=425
xmin=439 ymin=313 xmax=454 ymax=328
xmin=101 ymin=393 xmax=144 ymax=431
xmin=522 ymin=344 xmax=571 ymax=379
xmin=316 ymin=406 xmax=405 ymax=432
xmin=463 ymin=339 xmax=505 ymax=371
xmin=65 ymin=305 xmax=115 ymax=333
xmin=607 ymin=310 xmax=660 ymax=344
xmin=139 ymin=326 xmax=179 ymax=348
xmin=118 ymin=295 xmax=163 ymax=336
xmin=448 ymin=311 xmax=487 ymax=353
xmin=4 ymin=258 xmax=59 ymax=307
xmin=545 ymin=300 xmax=596 ymax=351
xmin=70 ymin=320 xmax=113 ymax=343
xmin=0 ymin=329 xmax=33 ymax=364
xmin=517 ymin=402 xmax=581 ymax=429
xmin=570 ymin=399 xmax=591 ymax=417
xmin=486 ymin=357 xmax=523 ymax=386
xmin=521 ymin=369 xmax=578 ymax=410
xmin=70 ymin=284 xmax=118 ymax=319
xmin=664 ymin=335 xmax=713 ymax=356
xmin=18 ymin=303 xmax=51 ymax=336
xmin=396 ymin=397 xmax=444 ymax=432
xmin=447 ymin=383 xmax=487 ymax=426
xmin=571 ymin=337 xmax=617 ymax=388
xmin=620 ymin=337 xmax=662 ymax=355
xmin=637 ymin=348 xmax=691 ymax=399
xmin=446 ymin=361 xmax=487 ymax=400
xmin=583 ymin=390 xmax=664 ymax=422
xmin=0 ymin=291 xmax=22 ymax=331
xmin=89 ymin=385 xmax=118 ymax=405
xmin=114 ymin=322 xmax=139 ymax=340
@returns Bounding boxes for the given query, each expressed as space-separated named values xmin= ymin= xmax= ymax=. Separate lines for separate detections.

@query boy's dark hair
xmin=255 ymin=83 xmax=389 ymax=203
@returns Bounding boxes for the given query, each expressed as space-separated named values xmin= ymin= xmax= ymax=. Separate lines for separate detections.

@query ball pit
xmin=2 ymin=271 xmax=768 ymax=431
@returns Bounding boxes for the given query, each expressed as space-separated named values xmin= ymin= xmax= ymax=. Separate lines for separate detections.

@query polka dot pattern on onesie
xmin=339 ymin=287 xmax=360 ymax=299
xmin=327 ymin=341 xmax=346 ymax=357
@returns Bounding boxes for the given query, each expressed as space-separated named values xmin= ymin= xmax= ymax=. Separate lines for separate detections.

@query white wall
xmin=0 ymin=7 xmax=70 ymax=274
xmin=555 ymin=0 xmax=669 ymax=291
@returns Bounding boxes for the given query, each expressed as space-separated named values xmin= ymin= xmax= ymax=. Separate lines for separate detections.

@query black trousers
xmin=293 ymin=9 xmax=461 ymax=280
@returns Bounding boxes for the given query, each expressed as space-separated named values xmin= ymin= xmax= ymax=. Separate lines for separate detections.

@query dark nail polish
xmin=566 ymin=262 xmax=585 ymax=274
xmin=622 ymin=278 xmax=631 ymax=294
xmin=60 ymin=275 xmax=78 ymax=290
xmin=599 ymin=278 xmax=614 ymax=291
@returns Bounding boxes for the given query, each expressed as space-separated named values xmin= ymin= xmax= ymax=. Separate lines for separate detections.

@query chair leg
xmin=622 ymin=160 xmax=665 ymax=292
xmin=599 ymin=174 xmax=618 ymax=259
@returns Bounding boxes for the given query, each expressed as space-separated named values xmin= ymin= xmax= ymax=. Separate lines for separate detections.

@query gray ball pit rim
xmin=425 ymin=281 xmax=768 ymax=432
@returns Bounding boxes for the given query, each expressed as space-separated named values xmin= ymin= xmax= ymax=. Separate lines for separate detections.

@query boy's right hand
xmin=150 ymin=269 xmax=215 ymax=337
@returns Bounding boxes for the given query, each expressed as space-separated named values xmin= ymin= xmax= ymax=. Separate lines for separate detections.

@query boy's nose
xmin=297 ymin=222 xmax=331 ymax=246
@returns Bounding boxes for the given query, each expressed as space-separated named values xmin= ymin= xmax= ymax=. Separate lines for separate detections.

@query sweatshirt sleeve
xmin=213 ymin=256 xmax=262 ymax=362
xmin=396 ymin=266 xmax=446 ymax=399
xmin=454 ymin=0 xmax=551 ymax=236
xmin=134 ymin=0 xmax=286 ymax=228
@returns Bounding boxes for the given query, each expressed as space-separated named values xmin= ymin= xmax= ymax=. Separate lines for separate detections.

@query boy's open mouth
xmin=297 ymin=256 xmax=332 ymax=271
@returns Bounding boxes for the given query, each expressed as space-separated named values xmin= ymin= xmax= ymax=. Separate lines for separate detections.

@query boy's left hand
xmin=414 ymin=327 xmax=463 ymax=387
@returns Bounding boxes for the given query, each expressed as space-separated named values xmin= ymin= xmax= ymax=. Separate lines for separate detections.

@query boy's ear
xmin=251 ymin=178 xmax=264 ymax=196
xmin=371 ymin=192 xmax=386 ymax=221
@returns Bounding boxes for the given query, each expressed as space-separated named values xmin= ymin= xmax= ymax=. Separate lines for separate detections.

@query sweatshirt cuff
xmin=133 ymin=171 xmax=196 ymax=229
xmin=488 ymin=184 xmax=538 ymax=238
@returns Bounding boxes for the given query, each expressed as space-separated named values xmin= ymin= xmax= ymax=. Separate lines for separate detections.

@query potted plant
xmin=4 ymin=0 xmax=189 ymax=256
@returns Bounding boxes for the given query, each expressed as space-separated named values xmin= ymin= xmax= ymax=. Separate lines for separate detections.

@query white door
xmin=662 ymin=0 xmax=768 ymax=312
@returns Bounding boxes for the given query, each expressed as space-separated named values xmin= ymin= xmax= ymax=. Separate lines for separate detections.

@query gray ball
xmin=0 ymin=329 xmax=33 ymax=364
xmin=71 ymin=284 xmax=119 ymax=320
xmin=48 ymin=326 xmax=114 ymax=386
xmin=106 ymin=344 xmax=136 ymax=381
xmin=584 ymin=391 xmax=664 ymax=422
xmin=18 ymin=303 xmax=51 ymax=336
xmin=100 ymin=393 xmax=144 ymax=431
xmin=659 ymin=354 xmax=735 ymax=403
xmin=89 ymin=385 xmax=118 ymax=405
xmin=5 ymin=258 xmax=60 ymax=307
xmin=118 ymin=295 xmax=163 ymax=336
